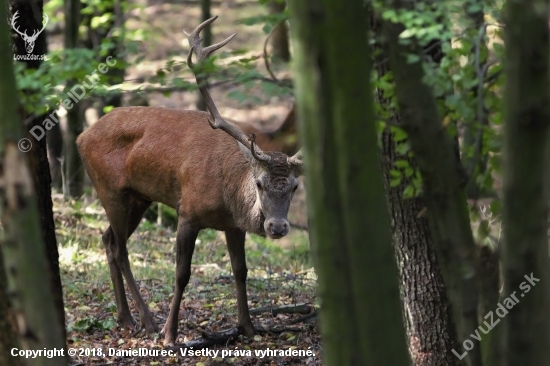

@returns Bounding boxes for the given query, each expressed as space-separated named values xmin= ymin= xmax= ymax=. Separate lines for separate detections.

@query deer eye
xmin=292 ymin=185 xmax=298 ymax=193
xmin=256 ymin=180 xmax=263 ymax=190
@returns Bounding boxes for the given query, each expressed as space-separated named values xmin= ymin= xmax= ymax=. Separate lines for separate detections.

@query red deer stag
xmin=77 ymin=16 xmax=303 ymax=346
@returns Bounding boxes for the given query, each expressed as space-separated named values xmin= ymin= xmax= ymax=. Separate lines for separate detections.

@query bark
xmin=288 ymin=1 xmax=408 ymax=364
xmin=383 ymin=2 xmax=481 ymax=366
xmin=64 ymin=0 xmax=84 ymax=197
xmin=372 ymin=15 xmax=457 ymax=364
xmin=9 ymin=0 xmax=67 ymax=342
xmin=1 ymin=3 xmax=67 ymax=364
xmin=501 ymin=0 xmax=550 ymax=364
xmin=382 ymin=160 xmax=458 ymax=366
xmin=46 ymin=114 xmax=63 ymax=190
xmin=0 ymin=251 xmax=22 ymax=366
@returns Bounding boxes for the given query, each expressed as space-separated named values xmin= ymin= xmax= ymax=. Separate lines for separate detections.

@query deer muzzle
xmin=264 ymin=218 xmax=290 ymax=239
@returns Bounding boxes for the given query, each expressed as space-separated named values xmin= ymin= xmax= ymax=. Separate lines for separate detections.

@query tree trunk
xmin=288 ymin=1 xmax=408 ymax=364
xmin=46 ymin=114 xmax=63 ymax=190
xmin=382 ymin=161 xmax=458 ymax=366
xmin=64 ymin=0 xmax=84 ymax=197
xmin=370 ymin=12 xmax=458 ymax=365
xmin=1 ymin=3 xmax=67 ymax=364
xmin=9 ymin=0 xmax=67 ymax=342
xmin=383 ymin=2 xmax=481 ymax=365
xmin=0 ymin=251 xmax=22 ymax=366
xmin=501 ymin=0 xmax=550 ymax=364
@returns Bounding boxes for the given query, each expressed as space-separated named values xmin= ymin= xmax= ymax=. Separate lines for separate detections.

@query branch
xmin=249 ymin=303 xmax=313 ymax=316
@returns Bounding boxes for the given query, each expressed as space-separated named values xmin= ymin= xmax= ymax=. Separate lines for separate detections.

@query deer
xmin=76 ymin=16 xmax=303 ymax=346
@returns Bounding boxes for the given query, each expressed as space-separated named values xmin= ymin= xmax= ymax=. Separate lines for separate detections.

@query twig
xmin=289 ymin=311 xmax=318 ymax=324
xmin=290 ymin=222 xmax=308 ymax=231
xmin=249 ymin=303 xmax=312 ymax=316
xmin=165 ymin=327 xmax=240 ymax=351
xmin=256 ymin=325 xmax=304 ymax=334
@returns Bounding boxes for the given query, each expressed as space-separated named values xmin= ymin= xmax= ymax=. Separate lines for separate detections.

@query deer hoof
xmin=141 ymin=318 xmax=159 ymax=337
xmin=118 ymin=313 xmax=137 ymax=330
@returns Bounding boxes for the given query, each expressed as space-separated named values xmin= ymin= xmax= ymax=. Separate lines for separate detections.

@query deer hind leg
xmin=163 ymin=218 xmax=199 ymax=346
xmin=225 ymin=228 xmax=255 ymax=337
xmin=102 ymin=227 xmax=134 ymax=329
xmin=102 ymin=193 xmax=158 ymax=336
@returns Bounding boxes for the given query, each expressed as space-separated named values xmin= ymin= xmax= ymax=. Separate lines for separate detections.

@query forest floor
xmin=55 ymin=195 xmax=319 ymax=366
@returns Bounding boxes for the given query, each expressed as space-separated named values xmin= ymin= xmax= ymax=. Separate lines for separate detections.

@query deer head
xmin=11 ymin=11 xmax=48 ymax=54
xmin=185 ymin=16 xmax=303 ymax=238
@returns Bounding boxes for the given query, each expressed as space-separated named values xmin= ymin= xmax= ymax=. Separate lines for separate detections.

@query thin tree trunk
xmin=501 ymin=0 xmax=550 ymax=364
xmin=64 ymin=0 xmax=84 ymax=197
xmin=383 ymin=2 xmax=481 ymax=365
xmin=46 ymin=115 xmax=63 ymax=190
xmin=288 ymin=1 xmax=408 ymax=364
xmin=9 ymin=0 xmax=67 ymax=342
xmin=1 ymin=3 xmax=67 ymax=364
xmin=196 ymin=0 xmax=211 ymax=111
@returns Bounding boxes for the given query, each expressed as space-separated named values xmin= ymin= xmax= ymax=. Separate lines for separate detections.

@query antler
xmin=28 ymin=13 xmax=49 ymax=41
xmin=11 ymin=11 xmax=27 ymax=39
xmin=288 ymin=149 xmax=303 ymax=174
xmin=185 ymin=16 xmax=271 ymax=164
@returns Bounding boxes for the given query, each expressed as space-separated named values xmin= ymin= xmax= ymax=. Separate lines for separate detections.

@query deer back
xmin=77 ymin=106 xmax=263 ymax=232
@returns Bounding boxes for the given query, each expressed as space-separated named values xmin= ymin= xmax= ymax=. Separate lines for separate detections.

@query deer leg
xmin=225 ymin=229 xmax=255 ymax=337
xmin=163 ymin=219 xmax=199 ymax=346
xmin=102 ymin=227 xmax=135 ymax=329
xmin=103 ymin=194 xmax=157 ymax=336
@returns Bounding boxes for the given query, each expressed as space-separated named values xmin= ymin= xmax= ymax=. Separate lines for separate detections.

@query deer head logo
xmin=11 ymin=11 xmax=49 ymax=54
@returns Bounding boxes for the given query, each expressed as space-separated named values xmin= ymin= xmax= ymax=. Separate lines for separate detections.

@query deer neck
xmin=230 ymin=168 xmax=264 ymax=235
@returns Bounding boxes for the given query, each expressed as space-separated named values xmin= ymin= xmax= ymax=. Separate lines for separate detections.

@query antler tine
xmin=11 ymin=11 xmax=26 ymax=37
xmin=184 ymin=17 xmax=271 ymax=164
xmin=248 ymin=134 xmax=268 ymax=163
xmin=288 ymin=149 xmax=303 ymax=173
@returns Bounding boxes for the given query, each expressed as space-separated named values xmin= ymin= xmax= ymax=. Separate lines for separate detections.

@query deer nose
xmin=265 ymin=219 xmax=289 ymax=239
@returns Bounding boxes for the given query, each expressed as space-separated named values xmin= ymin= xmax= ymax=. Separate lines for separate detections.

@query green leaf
xmin=390 ymin=169 xmax=402 ymax=178
xmin=399 ymin=29 xmax=416 ymax=38
xmin=394 ymin=160 xmax=409 ymax=168
xmin=406 ymin=54 xmax=421 ymax=64
xmin=390 ymin=178 xmax=401 ymax=188
xmin=403 ymin=185 xmax=415 ymax=198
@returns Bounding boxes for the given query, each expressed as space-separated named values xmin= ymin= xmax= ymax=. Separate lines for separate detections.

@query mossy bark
xmin=288 ymin=1 xmax=408 ymax=364
xmin=9 ymin=0 xmax=67 ymax=342
xmin=64 ymin=0 xmax=84 ymax=197
xmin=501 ymin=0 xmax=550 ymax=365
xmin=0 ymin=3 xmax=67 ymax=365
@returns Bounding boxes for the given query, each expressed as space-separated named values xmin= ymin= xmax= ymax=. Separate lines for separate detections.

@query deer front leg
xmin=225 ymin=229 xmax=255 ymax=337
xmin=163 ymin=220 xmax=199 ymax=346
